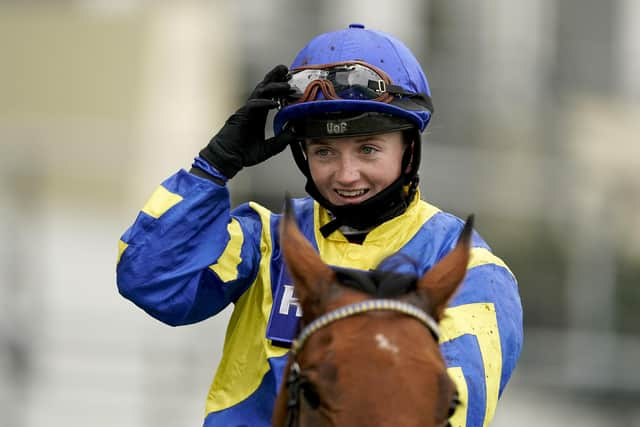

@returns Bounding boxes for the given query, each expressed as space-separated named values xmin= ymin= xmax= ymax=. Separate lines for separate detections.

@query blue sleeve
xmin=435 ymin=219 xmax=523 ymax=426
xmin=116 ymin=169 xmax=264 ymax=326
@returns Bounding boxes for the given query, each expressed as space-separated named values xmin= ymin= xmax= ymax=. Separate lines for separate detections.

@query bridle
xmin=283 ymin=298 xmax=456 ymax=427
xmin=293 ymin=299 xmax=440 ymax=354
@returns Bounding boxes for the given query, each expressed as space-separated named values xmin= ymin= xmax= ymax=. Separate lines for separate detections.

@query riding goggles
xmin=283 ymin=60 xmax=415 ymax=106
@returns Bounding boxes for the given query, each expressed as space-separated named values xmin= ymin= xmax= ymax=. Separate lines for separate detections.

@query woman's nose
xmin=334 ymin=156 xmax=360 ymax=184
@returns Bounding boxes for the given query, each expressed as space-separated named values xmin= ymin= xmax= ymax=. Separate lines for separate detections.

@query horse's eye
xmin=301 ymin=382 xmax=320 ymax=409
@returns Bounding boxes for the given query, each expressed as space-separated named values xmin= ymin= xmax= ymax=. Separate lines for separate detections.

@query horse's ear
xmin=417 ymin=215 xmax=474 ymax=321
xmin=280 ymin=196 xmax=335 ymax=320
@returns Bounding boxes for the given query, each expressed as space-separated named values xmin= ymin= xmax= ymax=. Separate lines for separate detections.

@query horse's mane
xmin=331 ymin=253 xmax=421 ymax=298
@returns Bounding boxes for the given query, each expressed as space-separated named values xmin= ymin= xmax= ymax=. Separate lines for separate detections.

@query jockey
xmin=116 ymin=24 xmax=523 ymax=427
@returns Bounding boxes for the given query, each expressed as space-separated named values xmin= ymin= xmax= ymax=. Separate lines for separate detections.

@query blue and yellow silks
xmin=117 ymin=169 xmax=523 ymax=427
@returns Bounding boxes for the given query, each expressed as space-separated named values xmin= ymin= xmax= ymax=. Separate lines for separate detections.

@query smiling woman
xmin=305 ymin=131 xmax=406 ymax=207
xmin=116 ymin=23 xmax=523 ymax=427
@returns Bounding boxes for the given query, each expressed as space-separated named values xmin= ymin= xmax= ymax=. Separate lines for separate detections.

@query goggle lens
xmin=285 ymin=62 xmax=390 ymax=104
xmin=288 ymin=69 xmax=330 ymax=97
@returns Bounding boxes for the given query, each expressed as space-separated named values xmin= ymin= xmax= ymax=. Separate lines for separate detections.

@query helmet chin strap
xmin=308 ymin=173 xmax=419 ymax=238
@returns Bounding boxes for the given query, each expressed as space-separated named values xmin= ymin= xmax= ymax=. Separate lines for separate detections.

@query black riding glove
xmin=197 ymin=64 xmax=296 ymax=179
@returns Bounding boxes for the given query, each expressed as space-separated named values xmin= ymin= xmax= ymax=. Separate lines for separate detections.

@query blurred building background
xmin=1 ymin=0 xmax=639 ymax=426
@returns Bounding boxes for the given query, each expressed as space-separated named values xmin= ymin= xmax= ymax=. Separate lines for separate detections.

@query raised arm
xmin=116 ymin=65 xmax=297 ymax=326
xmin=116 ymin=171 xmax=265 ymax=325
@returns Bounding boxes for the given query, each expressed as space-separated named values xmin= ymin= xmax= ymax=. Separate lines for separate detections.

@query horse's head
xmin=272 ymin=198 xmax=471 ymax=427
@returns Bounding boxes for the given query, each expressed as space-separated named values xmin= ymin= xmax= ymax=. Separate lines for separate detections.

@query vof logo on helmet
xmin=326 ymin=121 xmax=348 ymax=135
xmin=273 ymin=23 xmax=434 ymax=136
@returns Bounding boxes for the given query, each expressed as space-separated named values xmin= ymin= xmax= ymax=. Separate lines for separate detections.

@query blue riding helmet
xmin=273 ymin=23 xmax=433 ymax=136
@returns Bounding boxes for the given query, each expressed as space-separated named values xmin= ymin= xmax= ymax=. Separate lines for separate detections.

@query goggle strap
xmin=386 ymin=84 xmax=413 ymax=96
xmin=387 ymin=88 xmax=434 ymax=113
xmin=367 ymin=79 xmax=387 ymax=93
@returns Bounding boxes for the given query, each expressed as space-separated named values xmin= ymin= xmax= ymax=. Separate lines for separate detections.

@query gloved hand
xmin=198 ymin=64 xmax=296 ymax=179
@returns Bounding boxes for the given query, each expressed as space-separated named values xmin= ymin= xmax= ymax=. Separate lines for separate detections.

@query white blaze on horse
xmin=273 ymin=198 xmax=472 ymax=427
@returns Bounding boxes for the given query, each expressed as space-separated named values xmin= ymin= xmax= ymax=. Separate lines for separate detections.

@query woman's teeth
xmin=335 ymin=189 xmax=367 ymax=197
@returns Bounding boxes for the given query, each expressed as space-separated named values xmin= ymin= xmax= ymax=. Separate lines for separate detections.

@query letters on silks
xmin=266 ymin=271 xmax=302 ymax=348
xmin=278 ymin=285 xmax=302 ymax=317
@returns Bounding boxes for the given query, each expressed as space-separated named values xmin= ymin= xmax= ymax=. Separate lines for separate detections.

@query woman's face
xmin=306 ymin=131 xmax=407 ymax=206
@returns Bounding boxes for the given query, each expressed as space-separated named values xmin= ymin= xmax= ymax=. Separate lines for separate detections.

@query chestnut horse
xmin=272 ymin=200 xmax=471 ymax=427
